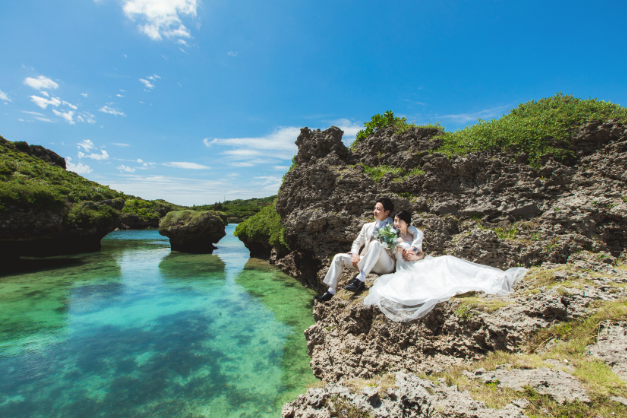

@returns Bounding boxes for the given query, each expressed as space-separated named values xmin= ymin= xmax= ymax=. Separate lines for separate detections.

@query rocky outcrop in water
xmin=159 ymin=210 xmax=227 ymax=253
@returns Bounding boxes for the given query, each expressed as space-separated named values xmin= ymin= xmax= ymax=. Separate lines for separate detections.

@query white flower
xmin=393 ymin=238 xmax=398 ymax=243
xmin=391 ymin=228 xmax=397 ymax=234
xmin=381 ymin=242 xmax=389 ymax=249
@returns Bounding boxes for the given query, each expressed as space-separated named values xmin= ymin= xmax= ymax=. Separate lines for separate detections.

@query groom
xmin=314 ymin=197 xmax=396 ymax=302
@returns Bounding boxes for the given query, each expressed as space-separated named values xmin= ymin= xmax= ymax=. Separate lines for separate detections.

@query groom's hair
xmin=376 ymin=197 xmax=394 ymax=215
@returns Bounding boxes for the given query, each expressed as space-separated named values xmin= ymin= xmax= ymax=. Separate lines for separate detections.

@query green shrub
xmin=350 ymin=111 xmax=443 ymax=148
xmin=435 ymin=93 xmax=627 ymax=167
xmin=234 ymin=204 xmax=289 ymax=250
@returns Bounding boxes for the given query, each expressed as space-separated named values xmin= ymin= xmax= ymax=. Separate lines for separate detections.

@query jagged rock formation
xmin=159 ymin=210 xmax=227 ymax=253
xmin=275 ymin=121 xmax=627 ymax=291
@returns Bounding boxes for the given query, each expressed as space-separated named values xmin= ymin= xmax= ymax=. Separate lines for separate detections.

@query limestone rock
xmin=159 ymin=210 xmax=227 ymax=253
xmin=282 ymin=372 xmax=526 ymax=418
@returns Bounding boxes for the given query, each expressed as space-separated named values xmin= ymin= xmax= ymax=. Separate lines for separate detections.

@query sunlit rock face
xmin=159 ymin=210 xmax=227 ymax=253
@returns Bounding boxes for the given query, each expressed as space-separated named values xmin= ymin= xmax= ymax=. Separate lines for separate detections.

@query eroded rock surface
xmin=282 ymin=372 xmax=526 ymax=418
xmin=159 ymin=210 xmax=227 ymax=253
xmin=586 ymin=322 xmax=627 ymax=383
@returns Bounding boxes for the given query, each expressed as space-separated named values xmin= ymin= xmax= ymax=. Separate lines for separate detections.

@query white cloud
xmin=78 ymin=139 xmax=96 ymax=152
xmin=178 ymin=39 xmax=189 ymax=47
xmin=208 ymin=126 xmax=300 ymax=162
xmin=163 ymin=162 xmax=210 ymax=169
xmin=112 ymin=143 xmax=131 ymax=147
xmin=21 ymin=110 xmax=45 ymax=116
xmin=122 ymin=0 xmax=198 ymax=41
xmin=24 ymin=76 xmax=59 ymax=90
xmin=147 ymin=74 xmax=160 ymax=80
xmin=97 ymin=174 xmax=265 ymax=206
xmin=40 ymin=91 xmax=49 ymax=97
xmin=66 ymin=157 xmax=93 ymax=175
xmin=79 ymin=149 xmax=109 ymax=160
xmin=439 ymin=104 xmax=511 ymax=124
xmin=76 ymin=112 xmax=96 ymax=124
xmin=61 ymin=101 xmax=78 ymax=110
xmin=116 ymin=94 xmax=125 ymax=97
xmin=117 ymin=164 xmax=136 ymax=173
xmin=35 ymin=117 xmax=53 ymax=123
xmin=137 ymin=158 xmax=144 ymax=163
xmin=139 ymin=79 xmax=154 ymax=89
xmin=53 ymin=109 xmax=75 ymax=125
xmin=99 ymin=105 xmax=126 ymax=117
xmin=229 ymin=162 xmax=254 ymax=167
xmin=81 ymin=93 xmax=88 ymax=97
xmin=0 ymin=90 xmax=12 ymax=102
xmin=227 ymin=51 xmax=238 ymax=57
xmin=30 ymin=95 xmax=61 ymax=109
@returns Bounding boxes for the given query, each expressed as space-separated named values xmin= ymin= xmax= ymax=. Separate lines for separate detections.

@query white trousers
xmin=323 ymin=240 xmax=395 ymax=290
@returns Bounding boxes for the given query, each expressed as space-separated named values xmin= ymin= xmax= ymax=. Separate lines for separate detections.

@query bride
xmin=363 ymin=210 xmax=527 ymax=322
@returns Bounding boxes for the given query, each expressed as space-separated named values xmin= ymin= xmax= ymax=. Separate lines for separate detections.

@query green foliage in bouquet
xmin=374 ymin=224 xmax=400 ymax=250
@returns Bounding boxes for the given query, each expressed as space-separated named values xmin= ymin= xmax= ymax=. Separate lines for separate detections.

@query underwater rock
xmin=159 ymin=210 xmax=227 ymax=253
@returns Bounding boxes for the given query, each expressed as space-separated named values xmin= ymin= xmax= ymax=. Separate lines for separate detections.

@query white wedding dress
xmin=363 ymin=243 xmax=527 ymax=322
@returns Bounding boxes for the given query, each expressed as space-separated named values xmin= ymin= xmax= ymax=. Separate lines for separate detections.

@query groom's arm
xmin=409 ymin=227 xmax=424 ymax=253
xmin=350 ymin=224 xmax=368 ymax=254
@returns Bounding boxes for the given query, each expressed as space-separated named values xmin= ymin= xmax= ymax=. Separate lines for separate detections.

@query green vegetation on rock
xmin=435 ymin=93 xmax=627 ymax=167
xmin=0 ymin=136 xmax=126 ymax=211
xmin=66 ymin=201 xmax=121 ymax=229
xmin=234 ymin=203 xmax=289 ymax=250
xmin=350 ymin=110 xmax=443 ymax=148
xmin=160 ymin=210 xmax=228 ymax=228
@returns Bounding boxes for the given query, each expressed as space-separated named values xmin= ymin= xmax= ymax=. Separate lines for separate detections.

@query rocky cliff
xmin=237 ymin=96 xmax=627 ymax=416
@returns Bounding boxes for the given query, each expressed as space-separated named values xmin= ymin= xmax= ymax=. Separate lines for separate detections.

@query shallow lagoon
xmin=0 ymin=225 xmax=317 ymax=417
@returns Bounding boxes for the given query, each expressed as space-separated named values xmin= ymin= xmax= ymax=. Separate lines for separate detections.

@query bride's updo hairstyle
xmin=395 ymin=210 xmax=412 ymax=226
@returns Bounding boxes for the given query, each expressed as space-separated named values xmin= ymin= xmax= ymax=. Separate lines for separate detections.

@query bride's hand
xmin=403 ymin=249 xmax=424 ymax=261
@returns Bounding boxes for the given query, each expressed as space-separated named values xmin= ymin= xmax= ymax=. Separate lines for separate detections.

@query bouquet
xmin=374 ymin=224 xmax=400 ymax=250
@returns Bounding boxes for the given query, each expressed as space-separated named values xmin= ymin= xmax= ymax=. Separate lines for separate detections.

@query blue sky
xmin=1 ymin=0 xmax=626 ymax=205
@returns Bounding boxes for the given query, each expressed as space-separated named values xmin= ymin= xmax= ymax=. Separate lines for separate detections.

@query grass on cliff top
xmin=234 ymin=203 xmax=289 ymax=250
xmin=122 ymin=198 xmax=186 ymax=222
xmin=0 ymin=136 xmax=127 ymax=211
xmin=435 ymin=93 xmax=627 ymax=167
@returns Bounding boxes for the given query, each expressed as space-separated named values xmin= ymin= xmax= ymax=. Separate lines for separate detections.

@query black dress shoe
xmin=314 ymin=291 xmax=334 ymax=302
xmin=344 ymin=279 xmax=365 ymax=292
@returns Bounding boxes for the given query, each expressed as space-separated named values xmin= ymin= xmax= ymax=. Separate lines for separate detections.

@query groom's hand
xmin=351 ymin=254 xmax=360 ymax=269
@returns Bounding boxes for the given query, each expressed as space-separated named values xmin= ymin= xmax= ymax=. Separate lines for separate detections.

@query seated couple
xmin=314 ymin=197 xmax=528 ymax=322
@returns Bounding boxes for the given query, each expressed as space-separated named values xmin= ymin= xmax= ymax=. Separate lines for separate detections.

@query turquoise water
xmin=0 ymin=225 xmax=317 ymax=417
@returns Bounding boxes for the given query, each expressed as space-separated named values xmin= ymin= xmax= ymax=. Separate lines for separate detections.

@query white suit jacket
xmin=350 ymin=219 xmax=424 ymax=255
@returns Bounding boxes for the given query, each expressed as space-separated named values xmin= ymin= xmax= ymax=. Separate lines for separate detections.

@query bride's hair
xmin=395 ymin=210 xmax=411 ymax=226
